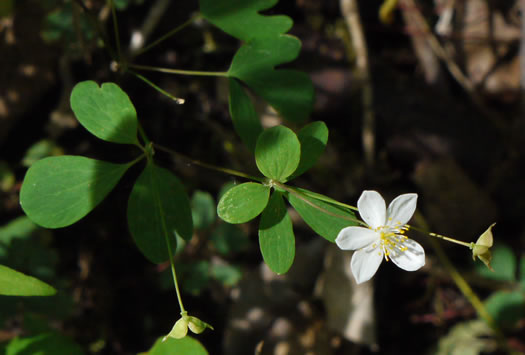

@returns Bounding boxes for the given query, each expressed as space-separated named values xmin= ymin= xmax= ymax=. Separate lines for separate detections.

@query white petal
xmin=390 ymin=238 xmax=425 ymax=271
xmin=386 ymin=193 xmax=418 ymax=227
xmin=336 ymin=226 xmax=379 ymax=251
xmin=357 ymin=190 xmax=386 ymax=229
xmin=350 ymin=245 xmax=384 ymax=284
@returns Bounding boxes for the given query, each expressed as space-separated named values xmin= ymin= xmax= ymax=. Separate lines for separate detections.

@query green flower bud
xmin=472 ymin=223 xmax=495 ymax=271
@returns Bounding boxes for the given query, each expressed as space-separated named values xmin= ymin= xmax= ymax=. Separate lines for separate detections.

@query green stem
xmin=109 ymin=0 xmax=122 ymax=62
xmin=132 ymin=13 xmax=202 ymax=58
xmin=275 ymin=182 xmax=365 ymax=226
xmin=291 ymin=188 xmax=359 ymax=212
xmin=137 ymin=122 xmax=151 ymax=147
xmin=129 ymin=70 xmax=185 ymax=104
xmin=409 ymin=224 xmax=473 ymax=248
xmin=154 ymin=143 xmax=265 ymax=182
xmin=129 ymin=63 xmax=228 ymax=77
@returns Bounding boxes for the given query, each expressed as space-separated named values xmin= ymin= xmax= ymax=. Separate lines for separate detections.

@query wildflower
xmin=336 ymin=190 xmax=425 ymax=284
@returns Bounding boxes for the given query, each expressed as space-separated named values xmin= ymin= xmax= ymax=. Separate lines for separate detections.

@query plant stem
xmin=109 ymin=0 xmax=122 ymax=62
xmin=409 ymin=224 xmax=473 ymax=248
xmin=130 ymin=70 xmax=185 ymax=104
xmin=132 ymin=13 xmax=202 ymax=58
xmin=154 ymin=144 xmax=265 ymax=183
xmin=129 ymin=63 xmax=228 ymax=77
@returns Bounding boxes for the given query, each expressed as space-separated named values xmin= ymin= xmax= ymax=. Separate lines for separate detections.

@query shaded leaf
xmin=259 ymin=191 xmax=294 ymax=274
xmin=210 ymin=223 xmax=249 ymax=255
xmin=228 ymin=78 xmax=263 ymax=152
xmin=70 ymin=81 xmax=139 ymax=145
xmin=143 ymin=336 xmax=208 ymax=355
xmin=217 ymin=183 xmax=270 ymax=224
xmin=211 ymin=263 xmax=242 ymax=286
xmin=128 ymin=162 xmax=193 ymax=264
xmin=255 ymin=125 xmax=300 ymax=182
xmin=485 ymin=291 xmax=525 ymax=328
xmin=191 ymin=190 xmax=216 ymax=230
xmin=6 ymin=332 xmax=84 ymax=355
xmin=289 ymin=121 xmax=329 ymax=179
xmin=287 ymin=189 xmax=357 ymax=242
xmin=0 ymin=265 xmax=56 ymax=296
xmin=20 ymin=156 xmax=132 ymax=228
xmin=475 ymin=243 xmax=515 ymax=281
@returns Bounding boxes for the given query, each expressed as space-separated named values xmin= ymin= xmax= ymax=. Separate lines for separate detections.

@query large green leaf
xmin=255 ymin=125 xmax=300 ymax=182
xmin=289 ymin=121 xmax=329 ymax=180
xmin=228 ymin=78 xmax=263 ymax=152
xmin=228 ymin=37 xmax=314 ymax=123
xmin=287 ymin=189 xmax=357 ymax=242
xmin=217 ymin=182 xmax=270 ymax=224
xmin=20 ymin=156 xmax=132 ymax=228
xmin=143 ymin=336 xmax=208 ymax=355
xmin=485 ymin=290 xmax=525 ymax=328
xmin=259 ymin=191 xmax=294 ymax=274
xmin=0 ymin=265 xmax=56 ymax=296
xmin=127 ymin=162 xmax=193 ymax=264
xmin=70 ymin=81 xmax=139 ymax=145
xmin=200 ymin=0 xmax=292 ymax=41
xmin=5 ymin=332 xmax=84 ymax=355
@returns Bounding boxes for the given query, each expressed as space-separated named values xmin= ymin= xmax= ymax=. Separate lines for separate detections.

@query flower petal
xmin=386 ymin=193 xmax=417 ymax=227
xmin=336 ymin=226 xmax=379 ymax=251
xmin=350 ymin=245 xmax=384 ymax=284
xmin=357 ymin=190 xmax=386 ymax=229
xmin=390 ymin=238 xmax=425 ymax=271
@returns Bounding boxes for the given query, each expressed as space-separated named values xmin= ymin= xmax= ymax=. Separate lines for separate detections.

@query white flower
xmin=336 ymin=190 xmax=425 ymax=284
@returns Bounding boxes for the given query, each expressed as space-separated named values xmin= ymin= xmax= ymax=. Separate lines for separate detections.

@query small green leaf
xmin=200 ymin=0 xmax=292 ymax=41
xmin=287 ymin=189 xmax=357 ymax=242
xmin=144 ymin=336 xmax=208 ymax=355
xmin=6 ymin=332 xmax=85 ymax=355
xmin=191 ymin=190 xmax=216 ymax=230
xmin=70 ymin=81 xmax=139 ymax=145
xmin=485 ymin=290 xmax=525 ymax=328
xmin=217 ymin=182 xmax=270 ymax=224
xmin=259 ymin=191 xmax=295 ymax=274
xmin=0 ymin=217 xmax=38 ymax=246
xmin=22 ymin=139 xmax=63 ymax=167
xmin=255 ymin=125 xmax=300 ymax=182
xmin=211 ymin=263 xmax=242 ymax=286
xmin=228 ymin=38 xmax=314 ymax=123
xmin=289 ymin=121 xmax=329 ymax=179
xmin=20 ymin=156 xmax=132 ymax=228
xmin=128 ymin=162 xmax=193 ymax=264
xmin=228 ymin=78 xmax=263 ymax=152
xmin=0 ymin=264 xmax=56 ymax=296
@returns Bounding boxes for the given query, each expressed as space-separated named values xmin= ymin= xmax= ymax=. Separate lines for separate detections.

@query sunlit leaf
xmin=255 ymin=125 xmax=300 ymax=182
xmin=0 ymin=265 xmax=56 ymax=296
xmin=217 ymin=182 xmax=270 ymax=223
xmin=143 ymin=336 xmax=208 ymax=355
xmin=287 ymin=188 xmax=357 ymax=242
xmin=20 ymin=156 xmax=132 ymax=228
xmin=289 ymin=121 xmax=329 ymax=179
xmin=259 ymin=191 xmax=294 ymax=274
xmin=70 ymin=81 xmax=139 ymax=145
xmin=128 ymin=162 xmax=193 ymax=264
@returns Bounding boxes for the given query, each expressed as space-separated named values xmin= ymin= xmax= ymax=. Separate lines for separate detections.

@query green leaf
xmin=200 ymin=0 xmax=292 ymax=41
xmin=210 ymin=223 xmax=249 ymax=255
xmin=228 ymin=37 xmax=314 ymax=123
xmin=287 ymin=189 xmax=357 ymax=242
xmin=191 ymin=190 xmax=216 ymax=230
xmin=143 ymin=336 xmax=208 ymax=355
xmin=22 ymin=139 xmax=63 ymax=167
xmin=0 ymin=216 xmax=38 ymax=246
xmin=289 ymin=121 xmax=329 ymax=179
xmin=6 ymin=332 xmax=85 ymax=355
xmin=20 ymin=156 xmax=132 ymax=228
xmin=484 ymin=290 xmax=525 ymax=328
xmin=70 ymin=81 xmax=139 ymax=145
xmin=475 ymin=244 xmax=516 ymax=281
xmin=1 ymin=160 xmax=15 ymax=191
xmin=128 ymin=162 xmax=193 ymax=264
xmin=228 ymin=78 xmax=263 ymax=152
xmin=258 ymin=191 xmax=295 ymax=274
xmin=217 ymin=182 xmax=270 ymax=224
xmin=255 ymin=125 xmax=301 ymax=182
xmin=0 ymin=265 xmax=56 ymax=296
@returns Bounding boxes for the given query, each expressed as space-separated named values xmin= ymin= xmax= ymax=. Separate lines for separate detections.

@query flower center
xmin=374 ymin=224 xmax=409 ymax=261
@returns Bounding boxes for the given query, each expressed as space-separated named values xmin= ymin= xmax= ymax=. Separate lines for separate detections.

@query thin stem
xmin=129 ymin=63 xmax=228 ymax=77
xmin=275 ymin=182 xmax=365 ymax=226
xmin=154 ymin=143 xmax=265 ymax=183
xmin=130 ymin=70 xmax=185 ymax=104
xmin=109 ymin=0 xmax=122 ymax=62
xmin=165 ymin=228 xmax=186 ymax=314
xmin=294 ymin=188 xmax=358 ymax=212
xmin=409 ymin=224 xmax=473 ymax=248
xmin=132 ymin=13 xmax=202 ymax=58
xmin=137 ymin=122 xmax=151 ymax=147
